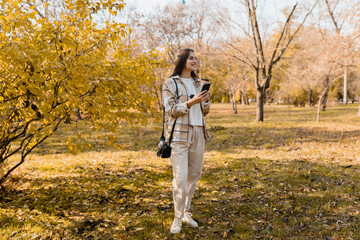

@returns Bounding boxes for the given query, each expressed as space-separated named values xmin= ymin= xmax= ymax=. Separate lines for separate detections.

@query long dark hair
xmin=170 ymin=48 xmax=198 ymax=79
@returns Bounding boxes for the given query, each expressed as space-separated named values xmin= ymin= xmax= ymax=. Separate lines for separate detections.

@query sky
xmin=125 ymin=0 xmax=299 ymax=12
xmin=125 ymin=0 xmax=181 ymax=12
xmin=122 ymin=0 xmax=357 ymax=34
xmin=124 ymin=0 xmax=301 ymax=22
xmin=123 ymin=0 xmax=302 ymax=33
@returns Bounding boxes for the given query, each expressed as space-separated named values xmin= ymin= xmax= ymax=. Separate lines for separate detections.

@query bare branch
xmin=26 ymin=1 xmax=46 ymax=19
xmin=247 ymin=0 xmax=266 ymax=66
xmin=325 ymin=0 xmax=340 ymax=33
xmin=226 ymin=41 xmax=257 ymax=69
xmin=268 ymin=3 xmax=298 ymax=66
xmin=339 ymin=1 xmax=360 ymax=32
xmin=272 ymin=1 xmax=318 ymax=66
xmin=245 ymin=0 xmax=260 ymax=67
xmin=23 ymin=119 xmax=63 ymax=158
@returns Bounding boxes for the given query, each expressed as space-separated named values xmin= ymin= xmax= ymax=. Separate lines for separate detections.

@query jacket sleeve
xmin=163 ymin=78 xmax=189 ymax=118
xmin=201 ymin=100 xmax=210 ymax=116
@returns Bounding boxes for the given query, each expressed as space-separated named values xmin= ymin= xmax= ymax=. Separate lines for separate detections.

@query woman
xmin=162 ymin=48 xmax=211 ymax=234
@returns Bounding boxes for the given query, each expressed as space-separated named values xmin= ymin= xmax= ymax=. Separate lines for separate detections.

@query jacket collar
xmin=172 ymin=75 xmax=201 ymax=82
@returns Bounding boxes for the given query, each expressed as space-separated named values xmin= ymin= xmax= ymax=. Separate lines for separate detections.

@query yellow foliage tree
xmin=0 ymin=0 xmax=165 ymax=184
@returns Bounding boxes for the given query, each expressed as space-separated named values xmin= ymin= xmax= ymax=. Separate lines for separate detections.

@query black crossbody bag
xmin=157 ymin=79 xmax=178 ymax=158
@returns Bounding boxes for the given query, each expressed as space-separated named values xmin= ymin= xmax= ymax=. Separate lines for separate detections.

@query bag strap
xmin=161 ymin=78 xmax=178 ymax=145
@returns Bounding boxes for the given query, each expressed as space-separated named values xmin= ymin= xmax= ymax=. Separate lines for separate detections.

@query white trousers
xmin=170 ymin=126 xmax=205 ymax=219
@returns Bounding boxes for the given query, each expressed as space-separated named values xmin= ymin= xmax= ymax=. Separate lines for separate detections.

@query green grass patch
xmin=1 ymin=103 xmax=360 ymax=239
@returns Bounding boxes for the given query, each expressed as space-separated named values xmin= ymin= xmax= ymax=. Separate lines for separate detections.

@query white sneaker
xmin=182 ymin=212 xmax=198 ymax=227
xmin=170 ymin=218 xmax=182 ymax=234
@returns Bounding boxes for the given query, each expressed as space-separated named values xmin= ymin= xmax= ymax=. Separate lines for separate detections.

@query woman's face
xmin=184 ymin=51 xmax=198 ymax=73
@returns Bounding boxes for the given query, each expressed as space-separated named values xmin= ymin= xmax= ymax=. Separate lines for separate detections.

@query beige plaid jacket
xmin=162 ymin=75 xmax=211 ymax=143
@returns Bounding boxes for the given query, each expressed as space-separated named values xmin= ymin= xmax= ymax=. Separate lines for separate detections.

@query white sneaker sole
xmin=182 ymin=220 xmax=198 ymax=228
xmin=170 ymin=227 xmax=181 ymax=234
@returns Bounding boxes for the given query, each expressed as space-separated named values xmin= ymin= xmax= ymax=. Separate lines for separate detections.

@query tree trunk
xmin=154 ymin=84 xmax=162 ymax=111
xmin=64 ymin=115 xmax=71 ymax=124
xmin=232 ymin=97 xmax=238 ymax=114
xmin=75 ymin=108 xmax=83 ymax=120
xmin=241 ymin=91 xmax=249 ymax=105
xmin=0 ymin=156 xmax=26 ymax=185
xmin=230 ymin=90 xmax=237 ymax=114
xmin=317 ymin=96 xmax=322 ymax=123
xmin=317 ymin=83 xmax=330 ymax=122
xmin=228 ymin=89 xmax=232 ymax=104
xmin=321 ymin=91 xmax=328 ymax=111
xmin=321 ymin=77 xmax=330 ymax=111
xmin=245 ymin=92 xmax=249 ymax=105
xmin=240 ymin=91 xmax=246 ymax=106
xmin=343 ymin=64 xmax=348 ymax=105
xmin=307 ymin=89 xmax=313 ymax=107
xmin=256 ymin=89 xmax=265 ymax=122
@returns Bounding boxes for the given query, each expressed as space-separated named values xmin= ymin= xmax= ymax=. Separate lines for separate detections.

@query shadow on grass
xmin=1 ymin=157 xmax=360 ymax=239
xmin=199 ymin=157 xmax=360 ymax=239
xmin=0 ymin=165 xmax=174 ymax=239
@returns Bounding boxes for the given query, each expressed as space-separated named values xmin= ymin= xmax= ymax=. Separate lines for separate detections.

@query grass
xmin=1 ymin=103 xmax=360 ymax=239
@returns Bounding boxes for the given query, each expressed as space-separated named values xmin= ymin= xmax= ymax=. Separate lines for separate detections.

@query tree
xmin=275 ymin=25 xmax=345 ymax=121
xmin=324 ymin=0 xmax=360 ymax=105
xmin=301 ymin=34 xmax=345 ymax=121
xmin=137 ymin=3 xmax=195 ymax=109
xmin=137 ymin=0 xmax=218 ymax=109
xmin=276 ymin=26 xmax=337 ymax=109
xmin=216 ymin=0 xmax=317 ymax=121
xmin=304 ymin=0 xmax=360 ymax=112
xmin=207 ymin=44 xmax=252 ymax=113
xmin=0 ymin=0 xmax=164 ymax=185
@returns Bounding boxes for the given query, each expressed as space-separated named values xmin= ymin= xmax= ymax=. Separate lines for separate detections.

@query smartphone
xmin=201 ymin=83 xmax=211 ymax=92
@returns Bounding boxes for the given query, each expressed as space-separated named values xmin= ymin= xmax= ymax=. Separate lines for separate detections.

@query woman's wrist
xmin=186 ymin=100 xmax=192 ymax=108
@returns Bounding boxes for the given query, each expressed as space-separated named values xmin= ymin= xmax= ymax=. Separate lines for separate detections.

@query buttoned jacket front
xmin=162 ymin=75 xmax=211 ymax=143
